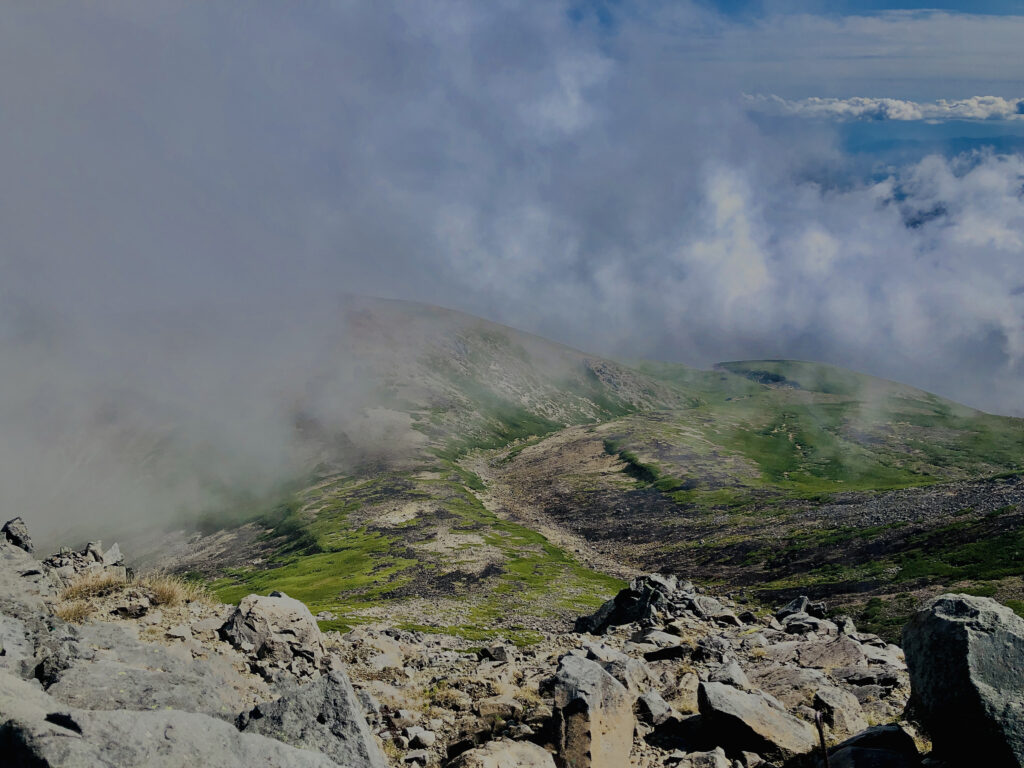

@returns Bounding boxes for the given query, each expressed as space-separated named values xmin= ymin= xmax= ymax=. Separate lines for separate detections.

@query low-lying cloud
xmin=746 ymin=94 xmax=1024 ymax=121
xmin=1 ymin=1 xmax=1023 ymax=541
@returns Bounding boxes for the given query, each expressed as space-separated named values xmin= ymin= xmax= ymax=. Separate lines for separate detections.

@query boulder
xmin=636 ymin=689 xmax=674 ymax=726
xmin=237 ymin=669 xmax=388 ymax=768
xmin=697 ymin=682 xmax=817 ymax=762
xmin=1 ymin=518 xmax=33 ymax=553
xmin=902 ymin=594 xmax=1024 ymax=767
xmin=574 ymin=574 xmax=677 ymax=634
xmin=44 ymin=621 xmax=264 ymax=719
xmin=821 ymin=725 xmax=921 ymax=768
xmin=449 ymin=738 xmax=556 ymax=768
xmin=813 ymin=686 xmax=867 ymax=736
xmin=220 ymin=592 xmax=325 ymax=670
xmin=552 ymin=655 xmax=633 ymax=768
xmin=0 ymin=672 xmax=337 ymax=767
xmin=670 ymin=747 xmax=732 ymax=768
xmin=798 ymin=637 xmax=867 ymax=670
xmin=584 ymin=642 xmax=657 ymax=696
xmin=776 ymin=596 xmax=809 ymax=620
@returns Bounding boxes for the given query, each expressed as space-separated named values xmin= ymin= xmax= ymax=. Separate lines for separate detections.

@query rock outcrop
xmin=220 ymin=591 xmax=327 ymax=679
xmin=1 ymin=517 xmax=32 ymax=553
xmin=903 ymin=593 xmax=1024 ymax=767
xmin=238 ymin=669 xmax=389 ymax=768
xmin=698 ymin=681 xmax=818 ymax=761
xmin=0 ymin=672 xmax=338 ymax=768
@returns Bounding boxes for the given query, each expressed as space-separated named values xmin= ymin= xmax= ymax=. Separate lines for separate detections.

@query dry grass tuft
xmin=59 ymin=569 xmax=127 ymax=601
xmin=139 ymin=573 xmax=215 ymax=607
xmin=54 ymin=600 xmax=92 ymax=624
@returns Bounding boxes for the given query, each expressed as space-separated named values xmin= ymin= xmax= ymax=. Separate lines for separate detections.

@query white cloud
xmin=746 ymin=94 xmax=1024 ymax=121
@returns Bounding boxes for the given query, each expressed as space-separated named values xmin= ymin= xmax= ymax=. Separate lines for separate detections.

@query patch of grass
xmin=1003 ymin=599 xmax=1024 ymax=619
xmin=54 ymin=600 xmax=92 ymax=624
xmin=140 ymin=573 xmax=216 ymax=607
xmin=59 ymin=570 xmax=127 ymax=601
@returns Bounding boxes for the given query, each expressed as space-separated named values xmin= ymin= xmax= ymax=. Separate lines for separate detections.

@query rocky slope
xmin=4 ymin=517 xmax=1024 ymax=767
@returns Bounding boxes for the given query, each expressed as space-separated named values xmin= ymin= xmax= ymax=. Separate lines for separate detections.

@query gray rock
xmin=903 ymin=594 xmax=1024 ymax=767
xmin=552 ymin=655 xmax=633 ymax=768
xmin=0 ymin=612 xmax=33 ymax=674
xmin=822 ymin=725 xmax=920 ymax=768
xmin=221 ymin=592 xmax=326 ymax=671
xmin=450 ymin=738 xmax=556 ymax=768
xmin=102 ymin=542 xmax=123 ymax=566
xmin=46 ymin=621 xmax=261 ymax=719
xmin=636 ymin=689 xmax=673 ymax=726
xmin=238 ymin=668 xmax=388 ymax=768
xmin=1 ymin=518 xmax=33 ymax=553
xmin=698 ymin=682 xmax=817 ymax=762
xmin=709 ymin=659 xmax=750 ymax=690
xmin=0 ymin=672 xmax=337 ymax=767
xmin=671 ymin=747 xmax=732 ymax=768
xmin=574 ymin=574 xmax=676 ymax=634
xmin=797 ymin=637 xmax=867 ymax=670
xmin=776 ymin=596 xmax=809 ymax=620
xmin=813 ymin=686 xmax=867 ymax=736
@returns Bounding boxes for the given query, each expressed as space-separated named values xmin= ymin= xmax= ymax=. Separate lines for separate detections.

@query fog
xmin=2 ymin=1 xmax=1023 ymax=541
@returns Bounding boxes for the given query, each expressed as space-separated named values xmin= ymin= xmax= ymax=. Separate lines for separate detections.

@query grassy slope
xmin=204 ymin=301 xmax=1024 ymax=643
xmin=595 ymin=359 xmax=1024 ymax=637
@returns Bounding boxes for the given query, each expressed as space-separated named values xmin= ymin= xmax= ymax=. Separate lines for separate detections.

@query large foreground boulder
xmin=0 ymin=673 xmax=336 ymax=768
xmin=902 ymin=594 xmax=1024 ymax=767
xmin=221 ymin=592 xmax=326 ymax=674
xmin=238 ymin=669 xmax=388 ymax=768
xmin=697 ymin=681 xmax=817 ymax=762
xmin=552 ymin=655 xmax=633 ymax=768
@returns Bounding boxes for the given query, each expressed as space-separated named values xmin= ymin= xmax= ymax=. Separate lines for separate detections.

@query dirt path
xmin=462 ymin=426 xmax=642 ymax=582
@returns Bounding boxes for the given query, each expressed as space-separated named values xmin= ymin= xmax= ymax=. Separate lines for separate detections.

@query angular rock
xmin=220 ymin=592 xmax=325 ymax=670
xmin=237 ymin=668 xmax=388 ymax=768
xmin=45 ymin=621 xmax=262 ymax=719
xmin=1 ymin=517 xmax=33 ymax=553
xmin=902 ymin=594 xmax=1024 ymax=767
xmin=552 ymin=655 xmax=633 ymax=768
xmin=0 ymin=672 xmax=337 ymax=767
xmin=636 ymin=689 xmax=673 ymax=726
xmin=574 ymin=574 xmax=677 ymax=635
xmin=670 ymin=747 xmax=732 ymax=768
xmin=708 ymin=659 xmax=750 ymax=690
xmin=697 ymin=682 xmax=817 ymax=762
xmin=798 ymin=637 xmax=867 ymax=670
xmin=102 ymin=542 xmax=123 ymax=566
xmin=776 ymin=596 xmax=809 ymax=621
xmin=814 ymin=686 xmax=867 ymax=736
xmin=450 ymin=738 xmax=556 ymax=768
xmin=476 ymin=695 xmax=523 ymax=720
xmin=584 ymin=642 xmax=657 ymax=696
xmin=822 ymin=725 xmax=920 ymax=768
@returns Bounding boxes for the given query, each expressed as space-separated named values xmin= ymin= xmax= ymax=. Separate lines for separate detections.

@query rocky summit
xmin=3 ymin=518 xmax=1024 ymax=767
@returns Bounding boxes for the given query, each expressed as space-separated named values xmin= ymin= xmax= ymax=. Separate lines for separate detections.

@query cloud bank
xmin=1 ymin=1 xmax=1023 ymax=539
xmin=747 ymin=94 xmax=1024 ymax=121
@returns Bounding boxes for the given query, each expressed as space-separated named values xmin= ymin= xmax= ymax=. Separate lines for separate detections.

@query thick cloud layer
xmin=1 ymin=1 xmax=1023 ymax=539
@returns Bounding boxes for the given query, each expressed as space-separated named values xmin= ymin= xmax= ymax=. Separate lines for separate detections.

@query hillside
xmin=141 ymin=300 xmax=1024 ymax=642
